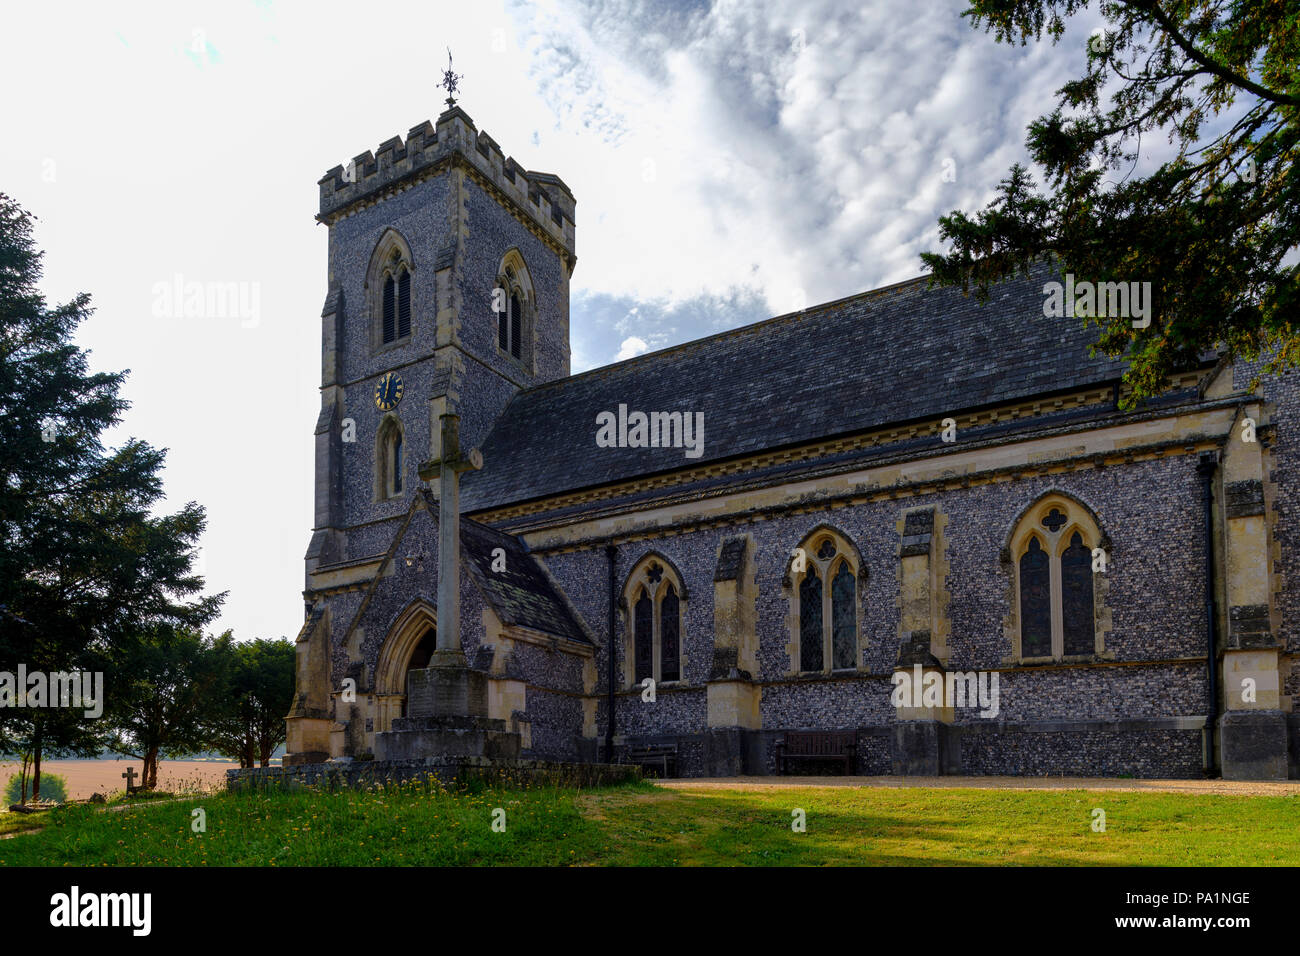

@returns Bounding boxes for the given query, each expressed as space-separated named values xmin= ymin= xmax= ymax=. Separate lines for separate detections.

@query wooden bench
xmin=775 ymin=730 xmax=857 ymax=775
xmin=626 ymin=743 xmax=679 ymax=779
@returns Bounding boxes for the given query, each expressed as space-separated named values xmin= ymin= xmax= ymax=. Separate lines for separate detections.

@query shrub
xmin=5 ymin=771 xmax=68 ymax=805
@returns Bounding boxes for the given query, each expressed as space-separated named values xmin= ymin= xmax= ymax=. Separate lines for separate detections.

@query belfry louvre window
xmin=367 ymin=231 xmax=415 ymax=350
xmin=625 ymin=557 xmax=685 ymax=686
xmin=397 ymin=269 xmax=411 ymax=339
xmin=383 ymin=275 xmax=396 ymax=343
xmin=509 ymin=292 xmax=522 ymax=359
xmin=790 ymin=530 xmax=861 ymax=674
xmin=382 ymin=267 xmax=411 ymax=345
xmin=495 ymin=251 xmax=534 ymax=368
xmin=1010 ymin=496 xmax=1103 ymax=661
xmin=497 ymin=284 xmax=523 ymax=359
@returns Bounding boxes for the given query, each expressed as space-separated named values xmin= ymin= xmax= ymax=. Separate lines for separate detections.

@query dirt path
xmin=654 ymin=775 xmax=1300 ymax=796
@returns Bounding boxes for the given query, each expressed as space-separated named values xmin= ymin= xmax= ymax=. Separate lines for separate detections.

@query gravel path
xmin=655 ymin=775 xmax=1300 ymax=796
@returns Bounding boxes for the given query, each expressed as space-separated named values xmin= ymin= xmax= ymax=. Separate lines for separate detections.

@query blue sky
xmin=0 ymin=0 xmax=1115 ymax=641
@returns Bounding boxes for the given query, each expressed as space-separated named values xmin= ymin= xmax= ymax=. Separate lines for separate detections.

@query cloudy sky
xmin=1 ymin=0 xmax=1109 ymax=642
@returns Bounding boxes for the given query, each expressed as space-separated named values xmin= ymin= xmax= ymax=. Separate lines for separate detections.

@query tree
xmin=922 ymin=0 xmax=1299 ymax=405
xmin=208 ymin=638 xmax=295 ymax=768
xmin=0 ymin=193 xmax=222 ymax=798
xmin=104 ymin=627 xmax=234 ymax=790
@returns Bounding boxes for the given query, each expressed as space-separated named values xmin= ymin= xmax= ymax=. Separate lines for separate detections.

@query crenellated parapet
xmin=317 ymin=106 xmax=576 ymax=261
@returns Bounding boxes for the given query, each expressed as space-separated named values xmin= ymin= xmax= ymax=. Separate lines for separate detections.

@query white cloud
xmin=614 ymin=336 xmax=650 ymax=361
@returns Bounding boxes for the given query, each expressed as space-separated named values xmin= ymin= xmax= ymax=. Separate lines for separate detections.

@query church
xmin=281 ymin=101 xmax=1299 ymax=782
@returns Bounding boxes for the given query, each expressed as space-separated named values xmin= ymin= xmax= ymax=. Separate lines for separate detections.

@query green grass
xmin=1 ymin=779 xmax=1297 ymax=866
xmin=0 ymin=810 xmax=50 ymax=838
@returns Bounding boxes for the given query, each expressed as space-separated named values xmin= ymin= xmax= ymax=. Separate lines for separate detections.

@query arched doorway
xmin=401 ymin=626 xmax=437 ymax=717
xmin=374 ymin=599 xmax=437 ymax=733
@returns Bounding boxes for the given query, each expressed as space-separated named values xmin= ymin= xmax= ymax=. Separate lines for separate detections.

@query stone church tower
xmin=287 ymin=105 xmax=577 ymax=763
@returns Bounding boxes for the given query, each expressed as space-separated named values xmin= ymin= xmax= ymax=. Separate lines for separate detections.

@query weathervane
xmin=439 ymin=47 xmax=463 ymax=109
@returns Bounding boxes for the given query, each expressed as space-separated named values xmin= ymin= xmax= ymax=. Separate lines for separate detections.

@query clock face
xmin=374 ymin=372 xmax=404 ymax=411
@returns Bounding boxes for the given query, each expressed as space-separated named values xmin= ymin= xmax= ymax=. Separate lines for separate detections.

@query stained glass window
xmin=831 ymin=562 xmax=856 ymax=669
xmin=661 ymin=584 xmax=680 ymax=682
xmin=800 ymin=569 xmax=824 ymax=672
xmin=625 ymin=561 xmax=688 ymax=686
xmin=1020 ymin=537 xmax=1051 ymax=657
xmin=634 ymin=590 xmax=653 ymax=683
xmin=1061 ymin=531 xmax=1094 ymax=656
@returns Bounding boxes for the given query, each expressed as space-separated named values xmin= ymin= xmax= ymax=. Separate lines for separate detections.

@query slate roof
xmin=458 ymin=510 xmax=590 ymax=643
xmin=461 ymin=266 xmax=1126 ymax=512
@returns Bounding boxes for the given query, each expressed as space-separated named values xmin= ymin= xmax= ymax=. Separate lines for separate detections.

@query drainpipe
xmin=1197 ymin=452 xmax=1219 ymax=776
xmin=605 ymin=544 xmax=618 ymax=764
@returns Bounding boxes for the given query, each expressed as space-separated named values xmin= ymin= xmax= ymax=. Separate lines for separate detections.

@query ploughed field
xmin=0 ymin=760 xmax=240 ymax=800
xmin=1 ymin=777 xmax=1297 ymax=865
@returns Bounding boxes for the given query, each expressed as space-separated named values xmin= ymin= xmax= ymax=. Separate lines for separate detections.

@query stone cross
xmin=121 ymin=766 xmax=139 ymax=793
xmin=419 ymin=413 xmax=483 ymax=660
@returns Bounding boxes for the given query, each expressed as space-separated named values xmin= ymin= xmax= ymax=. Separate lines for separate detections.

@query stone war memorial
xmin=228 ymin=91 xmax=1298 ymax=790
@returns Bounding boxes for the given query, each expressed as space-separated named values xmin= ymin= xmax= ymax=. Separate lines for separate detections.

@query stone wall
xmin=227 ymin=756 xmax=638 ymax=793
xmin=527 ymin=449 xmax=1221 ymax=777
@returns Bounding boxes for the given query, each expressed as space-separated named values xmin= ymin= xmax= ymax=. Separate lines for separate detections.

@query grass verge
xmin=1 ymin=779 xmax=1295 ymax=866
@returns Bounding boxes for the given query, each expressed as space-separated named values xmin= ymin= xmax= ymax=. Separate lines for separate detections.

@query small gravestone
xmin=121 ymin=766 xmax=141 ymax=794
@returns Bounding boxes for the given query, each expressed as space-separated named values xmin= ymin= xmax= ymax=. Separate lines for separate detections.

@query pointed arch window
xmin=789 ymin=529 xmax=862 ymax=675
xmin=1019 ymin=537 xmax=1051 ymax=657
xmin=799 ymin=570 xmax=823 ymax=672
xmin=368 ymin=233 xmax=415 ymax=350
xmin=381 ymin=264 xmax=412 ymax=344
xmin=496 ymin=251 xmax=533 ymax=369
xmin=623 ymin=557 xmax=686 ymax=687
xmin=633 ymin=590 xmax=653 ymax=683
xmin=376 ymin=416 xmax=405 ymax=500
xmin=1009 ymin=496 xmax=1104 ymax=661
xmin=509 ymin=291 xmax=522 ymax=359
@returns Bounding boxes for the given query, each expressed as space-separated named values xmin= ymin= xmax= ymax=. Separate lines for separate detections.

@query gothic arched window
xmin=789 ymin=529 xmax=862 ymax=675
xmin=509 ymin=291 xmax=522 ymax=359
xmin=376 ymin=415 xmax=405 ymax=501
xmin=623 ymin=556 xmax=686 ymax=686
xmin=1008 ymin=495 xmax=1105 ymax=661
xmin=496 ymin=250 xmax=533 ymax=369
xmin=367 ymin=230 xmax=415 ymax=350
xmin=381 ymin=263 xmax=412 ymax=344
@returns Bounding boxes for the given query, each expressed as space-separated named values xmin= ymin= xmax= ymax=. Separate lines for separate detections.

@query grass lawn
xmin=0 ymin=810 xmax=49 ymax=838
xmin=0 ymin=778 xmax=1296 ymax=866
